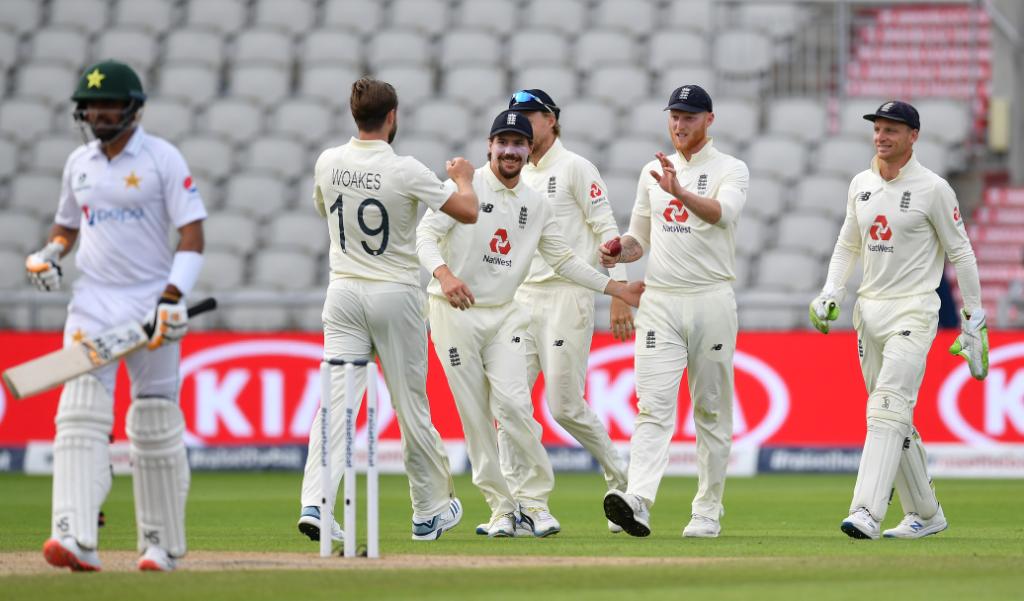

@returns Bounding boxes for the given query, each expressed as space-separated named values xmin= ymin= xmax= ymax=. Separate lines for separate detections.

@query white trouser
xmin=850 ymin=292 xmax=941 ymax=521
xmin=301 ymin=279 xmax=455 ymax=519
xmin=429 ymin=296 xmax=555 ymax=516
xmin=499 ymin=283 xmax=626 ymax=495
xmin=627 ymin=286 xmax=737 ymax=520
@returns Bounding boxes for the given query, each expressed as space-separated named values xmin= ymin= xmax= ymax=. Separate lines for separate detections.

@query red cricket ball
xmin=606 ymin=238 xmax=622 ymax=256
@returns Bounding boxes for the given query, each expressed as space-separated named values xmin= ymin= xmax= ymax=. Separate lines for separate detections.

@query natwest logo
xmin=489 ymin=228 xmax=511 ymax=255
xmin=869 ymin=214 xmax=892 ymax=240
xmin=939 ymin=342 xmax=1024 ymax=446
xmin=663 ymin=199 xmax=689 ymax=223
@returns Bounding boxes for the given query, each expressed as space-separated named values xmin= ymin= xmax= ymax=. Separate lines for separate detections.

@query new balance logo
xmin=511 ymin=336 xmax=521 ymax=343
xmin=645 ymin=330 xmax=656 ymax=349
xmin=857 ymin=191 xmax=871 ymax=202
xmin=481 ymin=203 xmax=494 ymax=213
xmin=710 ymin=343 xmax=723 ymax=351
xmin=144 ymin=530 xmax=160 ymax=545
xmin=448 ymin=347 xmax=461 ymax=367
xmin=899 ymin=330 xmax=911 ymax=336
xmin=553 ymin=339 xmax=564 ymax=347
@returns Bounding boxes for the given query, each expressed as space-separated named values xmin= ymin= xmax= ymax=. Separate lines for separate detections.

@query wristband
xmin=167 ymin=251 xmax=204 ymax=296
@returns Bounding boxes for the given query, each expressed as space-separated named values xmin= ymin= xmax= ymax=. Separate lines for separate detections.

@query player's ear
xmin=706 ymin=111 xmax=715 ymax=127
xmin=385 ymin=108 xmax=397 ymax=126
xmin=909 ymin=128 xmax=919 ymax=144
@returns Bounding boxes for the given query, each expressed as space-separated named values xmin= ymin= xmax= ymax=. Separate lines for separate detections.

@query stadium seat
xmin=0 ymin=137 xmax=17 ymax=181
xmin=738 ymin=306 xmax=802 ymax=330
xmin=793 ymin=175 xmax=849 ymax=219
xmin=322 ymin=0 xmax=384 ymax=35
xmin=713 ymin=31 xmax=773 ymax=76
xmin=196 ymin=250 xmax=247 ymax=291
xmin=816 ymin=136 xmax=871 ymax=179
xmin=559 ymin=136 xmax=601 ymax=167
xmin=234 ymin=28 xmax=294 ymax=68
xmin=164 ymin=31 xmax=226 ymax=69
xmin=94 ymin=29 xmax=160 ymax=72
xmin=293 ymin=301 xmax=327 ymax=332
xmin=752 ymin=249 xmax=821 ymax=292
xmin=393 ymin=137 xmax=452 ymax=177
xmin=606 ymin=136 xmax=662 ymax=174
xmin=374 ymin=66 xmax=433 ymax=107
xmin=513 ymin=66 xmax=579 ymax=105
xmin=456 ymin=0 xmax=517 ymax=35
xmin=266 ymin=214 xmax=329 ymax=255
xmin=203 ymin=97 xmax=265 ymax=144
xmin=0 ymin=212 xmax=43 ymax=254
xmin=251 ymin=249 xmax=318 ymax=289
xmin=301 ymin=29 xmax=363 ymax=67
xmin=747 ymin=135 xmax=806 ymax=181
xmin=16 ymin=62 xmax=77 ymax=105
xmin=179 ymin=136 xmax=234 ymax=180
xmin=710 ymin=98 xmax=760 ymax=143
xmin=913 ymin=137 xmax=950 ymax=176
xmin=767 ymin=97 xmax=827 ymax=143
xmin=30 ymin=27 xmax=88 ymax=69
xmin=221 ymin=302 xmax=293 ymax=331
xmin=31 ymin=134 xmax=79 ymax=175
xmin=203 ymin=212 xmax=260 ymax=255
xmin=9 ymin=173 xmax=62 ymax=219
xmin=0 ymin=29 xmax=17 ymax=70
xmin=442 ymin=67 xmax=508 ymax=111
xmin=523 ymin=0 xmax=586 ymax=36
xmin=298 ymin=65 xmax=360 ymax=105
xmin=160 ymin=62 xmax=219 ymax=108
xmin=0 ymin=250 xmax=27 ymax=289
xmin=665 ymin=0 xmax=715 ymax=33
xmin=247 ymin=136 xmax=308 ymax=180
xmin=735 ymin=215 xmax=768 ymax=257
xmin=775 ymin=214 xmax=840 ymax=257
xmin=366 ymin=29 xmax=431 ymax=69
xmin=271 ymin=98 xmax=335 ymax=145
xmin=113 ymin=0 xmax=175 ymax=34
xmin=48 ymin=0 xmax=108 ymax=34
xmin=140 ymin=98 xmax=194 ymax=142
xmin=410 ymin=101 xmax=472 ymax=144
xmin=184 ymin=0 xmax=248 ymax=35
xmin=390 ymin=0 xmax=450 ymax=36
xmin=509 ymin=31 xmax=569 ymax=67
xmin=916 ymin=100 xmax=970 ymax=145
xmin=623 ymin=99 xmax=668 ymax=140
xmin=230 ymin=65 xmax=291 ymax=107
xmin=559 ymin=101 xmax=618 ymax=144
xmin=648 ymin=31 xmax=709 ymax=71
xmin=603 ymin=174 xmax=638 ymax=223
xmin=0 ymin=0 xmax=41 ymax=33
xmin=744 ymin=176 xmax=785 ymax=220
xmin=592 ymin=0 xmax=657 ymax=37
xmin=0 ymin=98 xmax=54 ymax=143
xmin=733 ymin=254 xmax=750 ymax=289
xmin=223 ymin=172 xmax=290 ymax=219
xmin=574 ymin=30 xmax=637 ymax=70
xmin=253 ymin=0 xmax=316 ymax=35
xmin=587 ymin=68 xmax=650 ymax=110
xmin=735 ymin=2 xmax=808 ymax=39
xmin=839 ymin=98 xmax=885 ymax=139
xmin=440 ymin=30 xmax=501 ymax=69
xmin=654 ymin=66 xmax=716 ymax=101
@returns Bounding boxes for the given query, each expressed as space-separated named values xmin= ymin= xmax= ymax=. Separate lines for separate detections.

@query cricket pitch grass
xmin=2 ymin=472 xmax=1022 ymax=600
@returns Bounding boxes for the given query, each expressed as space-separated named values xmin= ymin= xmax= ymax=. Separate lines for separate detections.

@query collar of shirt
xmin=482 ymin=163 xmax=526 ymax=196
xmin=530 ymin=137 xmax=566 ymax=171
xmin=675 ymin=137 xmax=718 ymax=166
xmin=870 ymin=152 xmax=920 ymax=182
xmin=348 ymin=137 xmax=393 ymax=152
xmin=86 ymin=125 xmax=147 ymax=161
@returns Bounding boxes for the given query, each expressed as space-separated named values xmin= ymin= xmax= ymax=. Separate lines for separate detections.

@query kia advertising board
xmin=2 ymin=331 xmax=1022 ymax=476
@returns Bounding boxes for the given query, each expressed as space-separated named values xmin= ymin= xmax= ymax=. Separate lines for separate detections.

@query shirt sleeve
xmin=312 ymin=151 xmax=327 ymax=217
xmin=403 ymin=158 xmax=452 ymax=213
xmin=571 ymin=158 xmax=628 ymax=280
xmin=162 ymin=144 xmax=207 ymax=228
xmin=54 ymin=151 xmax=82 ymax=229
xmin=536 ymin=204 xmax=611 ymax=293
xmin=416 ymin=206 xmax=457 ymax=275
xmin=715 ymin=160 xmax=749 ymax=227
xmin=929 ymin=179 xmax=982 ymax=312
xmin=625 ymin=164 xmax=655 ymax=252
xmin=824 ymin=180 xmax=863 ymax=294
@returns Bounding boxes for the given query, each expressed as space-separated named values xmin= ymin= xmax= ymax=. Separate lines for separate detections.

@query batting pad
xmin=51 ymin=375 xmax=114 ymax=549
xmin=850 ymin=417 xmax=911 ymax=521
xmin=127 ymin=398 xmax=190 ymax=557
xmin=893 ymin=428 xmax=940 ymax=519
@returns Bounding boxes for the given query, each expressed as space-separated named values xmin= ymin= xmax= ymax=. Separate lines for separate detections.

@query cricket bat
xmin=2 ymin=297 xmax=217 ymax=400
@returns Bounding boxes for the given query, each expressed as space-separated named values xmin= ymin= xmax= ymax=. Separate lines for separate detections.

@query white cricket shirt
xmin=417 ymin=165 xmax=611 ymax=307
xmin=631 ymin=140 xmax=749 ymax=292
xmin=313 ymin=138 xmax=452 ymax=286
xmin=520 ymin=138 xmax=628 ymax=283
xmin=54 ymin=126 xmax=207 ymax=288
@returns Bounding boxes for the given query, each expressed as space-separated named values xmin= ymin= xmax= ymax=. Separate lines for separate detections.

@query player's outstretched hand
xmin=650 ymin=152 xmax=680 ymax=197
xmin=147 ymin=293 xmax=189 ymax=349
xmin=25 ymin=237 xmax=66 ymax=292
xmin=446 ymin=157 xmax=475 ymax=182
xmin=949 ymin=308 xmax=989 ymax=380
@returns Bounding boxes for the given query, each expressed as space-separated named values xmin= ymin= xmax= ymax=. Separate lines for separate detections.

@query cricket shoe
xmin=608 ymin=520 xmax=623 ymax=534
xmin=138 ymin=546 xmax=176 ymax=572
xmin=43 ymin=536 xmax=101 ymax=572
xmin=475 ymin=522 xmax=489 ymax=535
xmin=841 ymin=507 xmax=880 ymax=540
xmin=883 ymin=505 xmax=947 ymax=539
xmin=297 ymin=506 xmax=344 ymax=543
xmin=682 ymin=514 xmax=721 ymax=538
xmin=412 ymin=497 xmax=463 ymax=540
xmin=603 ymin=490 xmax=650 ymax=537
xmin=519 ymin=506 xmax=561 ymax=537
xmin=487 ymin=512 xmax=518 ymax=538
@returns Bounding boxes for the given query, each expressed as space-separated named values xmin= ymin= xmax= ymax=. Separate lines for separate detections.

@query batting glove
xmin=949 ymin=308 xmax=989 ymax=380
xmin=25 ymin=238 xmax=66 ymax=292
xmin=809 ymin=284 xmax=843 ymax=334
xmin=147 ymin=293 xmax=189 ymax=350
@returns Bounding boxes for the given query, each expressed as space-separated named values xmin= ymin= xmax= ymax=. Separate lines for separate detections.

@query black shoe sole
xmin=298 ymin=522 xmax=321 ymax=542
xmin=840 ymin=521 xmax=872 ymax=539
xmin=603 ymin=495 xmax=650 ymax=537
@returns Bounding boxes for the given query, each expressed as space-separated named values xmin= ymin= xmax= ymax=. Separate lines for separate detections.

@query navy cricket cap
xmin=489 ymin=110 xmax=533 ymax=140
xmin=665 ymin=84 xmax=713 ymax=113
xmin=508 ymin=89 xmax=560 ymax=119
xmin=863 ymin=100 xmax=920 ymax=130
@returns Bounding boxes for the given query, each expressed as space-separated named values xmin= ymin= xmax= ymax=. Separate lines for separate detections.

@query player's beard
xmin=495 ymin=152 xmax=525 ymax=179
xmin=387 ymin=117 xmax=398 ymax=144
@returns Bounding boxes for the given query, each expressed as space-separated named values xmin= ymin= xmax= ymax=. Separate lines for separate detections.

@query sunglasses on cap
xmin=510 ymin=90 xmax=556 ymax=114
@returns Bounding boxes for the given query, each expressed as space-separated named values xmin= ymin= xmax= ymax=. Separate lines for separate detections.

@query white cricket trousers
xmin=500 ymin=282 xmax=626 ymax=493
xmin=301 ymin=279 xmax=455 ymax=519
xmin=428 ymin=296 xmax=555 ymax=516
xmin=627 ymin=285 xmax=737 ymax=520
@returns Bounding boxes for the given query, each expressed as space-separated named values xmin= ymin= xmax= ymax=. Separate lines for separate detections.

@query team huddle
xmin=27 ymin=61 xmax=990 ymax=572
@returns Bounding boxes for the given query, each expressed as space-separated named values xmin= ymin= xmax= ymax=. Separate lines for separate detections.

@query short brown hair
xmin=350 ymin=77 xmax=397 ymax=132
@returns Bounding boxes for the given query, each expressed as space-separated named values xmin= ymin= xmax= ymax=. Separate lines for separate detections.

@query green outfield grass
xmin=2 ymin=472 xmax=1023 ymax=600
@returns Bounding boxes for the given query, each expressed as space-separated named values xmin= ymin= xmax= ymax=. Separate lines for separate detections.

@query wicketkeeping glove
xmin=809 ymin=284 xmax=842 ymax=334
xmin=25 ymin=238 xmax=66 ymax=292
xmin=949 ymin=308 xmax=989 ymax=380
xmin=147 ymin=293 xmax=189 ymax=350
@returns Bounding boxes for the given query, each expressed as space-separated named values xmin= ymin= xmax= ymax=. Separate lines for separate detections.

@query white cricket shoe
xmin=475 ymin=522 xmax=489 ymax=535
xmin=608 ymin=520 xmax=623 ymax=534
xmin=883 ymin=505 xmax=948 ymax=539
xmin=412 ymin=497 xmax=463 ymax=540
xmin=297 ymin=506 xmax=344 ymax=543
xmin=682 ymin=514 xmax=721 ymax=538
xmin=841 ymin=507 xmax=880 ymax=540
xmin=603 ymin=490 xmax=650 ymax=537
xmin=519 ymin=506 xmax=561 ymax=537
xmin=487 ymin=512 xmax=518 ymax=538
xmin=138 ymin=546 xmax=176 ymax=572
xmin=43 ymin=536 xmax=101 ymax=572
